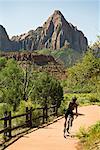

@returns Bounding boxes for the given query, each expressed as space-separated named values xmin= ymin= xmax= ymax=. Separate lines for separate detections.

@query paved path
xmin=7 ymin=105 xmax=100 ymax=150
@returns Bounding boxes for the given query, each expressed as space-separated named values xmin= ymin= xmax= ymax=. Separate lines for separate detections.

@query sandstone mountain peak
xmin=0 ymin=11 xmax=88 ymax=51
xmin=52 ymin=10 xmax=64 ymax=17
xmin=54 ymin=10 xmax=61 ymax=14
xmin=41 ymin=10 xmax=87 ymax=50
xmin=44 ymin=10 xmax=66 ymax=26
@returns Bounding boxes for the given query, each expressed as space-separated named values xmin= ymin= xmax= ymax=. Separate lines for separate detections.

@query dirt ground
xmin=7 ymin=105 xmax=100 ymax=150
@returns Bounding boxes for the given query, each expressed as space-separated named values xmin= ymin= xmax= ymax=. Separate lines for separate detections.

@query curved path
xmin=7 ymin=105 xmax=100 ymax=150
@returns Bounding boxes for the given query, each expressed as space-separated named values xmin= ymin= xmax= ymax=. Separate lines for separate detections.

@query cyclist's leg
xmin=64 ymin=113 xmax=68 ymax=136
xmin=67 ymin=112 xmax=73 ymax=133
xmin=70 ymin=112 xmax=74 ymax=127
xmin=64 ymin=119 xmax=67 ymax=137
xmin=64 ymin=118 xmax=67 ymax=128
xmin=66 ymin=115 xmax=70 ymax=133
xmin=64 ymin=112 xmax=68 ymax=128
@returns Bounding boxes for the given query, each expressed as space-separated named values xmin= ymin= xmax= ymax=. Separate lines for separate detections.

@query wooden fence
xmin=0 ymin=105 xmax=58 ymax=141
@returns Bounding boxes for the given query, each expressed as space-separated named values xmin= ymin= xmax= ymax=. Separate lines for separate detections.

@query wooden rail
xmin=0 ymin=105 xmax=58 ymax=141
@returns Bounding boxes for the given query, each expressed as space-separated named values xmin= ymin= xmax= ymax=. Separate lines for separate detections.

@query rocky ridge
xmin=0 ymin=10 xmax=88 ymax=51
xmin=0 ymin=51 xmax=66 ymax=79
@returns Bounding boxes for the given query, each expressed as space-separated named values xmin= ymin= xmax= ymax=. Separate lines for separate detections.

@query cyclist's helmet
xmin=72 ymin=96 xmax=77 ymax=102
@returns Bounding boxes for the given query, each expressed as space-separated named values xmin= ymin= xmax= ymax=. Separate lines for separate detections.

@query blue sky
xmin=0 ymin=0 xmax=99 ymax=44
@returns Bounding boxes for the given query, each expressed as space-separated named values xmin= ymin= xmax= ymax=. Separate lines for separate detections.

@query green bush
xmin=0 ymin=57 xmax=7 ymax=70
xmin=0 ymin=103 xmax=12 ymax=118
xmin=63 ymin=50 xmax=100 ymax=93
xmin=59 ymin=95 xmax=70 ymax=115
xmin=64 ymin=93 xmax=100 ymax=106
xmin=0 ymin=103 xmax=12 ymax=129
xmin=77 ymin=127 xmax=89 ymax=140
xmin=77 ymin=121 xmax=100 ymax=150
xmin=30 ymin=72 xmax=63 ymax=108
xmin=12 ymin=100 xmax=42 ymax=127
xmin=89 ymin=96 xmax=100 ymax=103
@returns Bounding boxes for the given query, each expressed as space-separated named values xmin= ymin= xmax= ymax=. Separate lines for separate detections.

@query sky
xmin=0 ymin=0 xmax=100 ymax=44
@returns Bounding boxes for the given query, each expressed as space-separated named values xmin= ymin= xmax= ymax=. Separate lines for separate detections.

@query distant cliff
xmin=0 ymin=25 xmax=18 ymax=51
xmin=0 ymin=25 xmax=11 ymax=51
xmin=0 ymin=52 xmax=56 ymax=65
xmin=0 ymin=10 xmax=88 ymax=51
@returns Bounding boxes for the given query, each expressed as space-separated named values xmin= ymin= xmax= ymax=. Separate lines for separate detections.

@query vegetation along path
xmin=7 ymin=105 xmax=100 ymax=150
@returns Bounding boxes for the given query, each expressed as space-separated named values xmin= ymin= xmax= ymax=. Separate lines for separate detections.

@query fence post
xmin=53 ymin=105 xmax=56 ymax=116
xmin=26 ymin=107 xmax=29 ymax=127
xmin=43 ymin=107 xmax=45 ymax=124
xmin=29 ymin=107 xmax=32 ymax=128
xmin=45 ymin=104 xmax=48 ymax=122
xmin=4 ymin=111 xmax=8 ymax=141
xmin=8 ymin=111 xmax=12 ymax=138
xmin=56 ymin=106 xmax=58 ymax=117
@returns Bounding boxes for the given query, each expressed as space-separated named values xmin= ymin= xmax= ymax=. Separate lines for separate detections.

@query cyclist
xmin=64 ymin=96 xmax=78 ymax=135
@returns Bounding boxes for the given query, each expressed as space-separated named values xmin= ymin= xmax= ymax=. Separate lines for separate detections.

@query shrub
xmin=77 ymin=121 xmax=100 ymax=150
xmin=13 ymin=100 xmax=42 ymax=127
xmin=0 ymin=103 xmax=12 ymax=118
xmin=0 ymin=103 xmax=12 ymax=129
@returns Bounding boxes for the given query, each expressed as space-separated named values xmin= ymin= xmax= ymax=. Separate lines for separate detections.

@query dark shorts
xmin=65 ymin=109 xmax=74 ymax=120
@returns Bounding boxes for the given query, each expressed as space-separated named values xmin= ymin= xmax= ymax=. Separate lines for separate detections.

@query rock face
xmin=39 ymin=10 xmax=88 ymax=51
xmin=0 ymin=25 xmax=19 ymax=51
xmin=11 ymin=27 xmax=43 ymax=51
xmin=0 ymin=25 xmax=11 ymax=51
xmin=0 ymin=51 xmax=66 ymax=79
xmin=0 ymin=52 xmax=56 ymax=65
xmin=0 ymin=10 xmax=88 ymax=51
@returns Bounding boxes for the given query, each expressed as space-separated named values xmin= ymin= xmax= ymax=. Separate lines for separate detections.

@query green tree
xmin=30 ymin=72 xmax=63 ymax=108
xmin=0 ymin=59 xmax=23 ymax=111
xmin=0 ymin=58 xmax=63 ymax=111
xmin=66 ymin=50 xmax=100 ymax=93
xmin=90 ymin=36 xmax=100 ymax=57
xmin=0 ymin=57 xmax=7 ymax=70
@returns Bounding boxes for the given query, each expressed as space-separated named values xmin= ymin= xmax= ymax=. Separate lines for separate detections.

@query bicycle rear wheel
xmin=67 ymin=114 xmax=73 ymax=133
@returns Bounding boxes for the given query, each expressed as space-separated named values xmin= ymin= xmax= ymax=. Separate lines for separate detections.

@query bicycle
xmin=64 ymin=113 xmax=78 ymax=138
